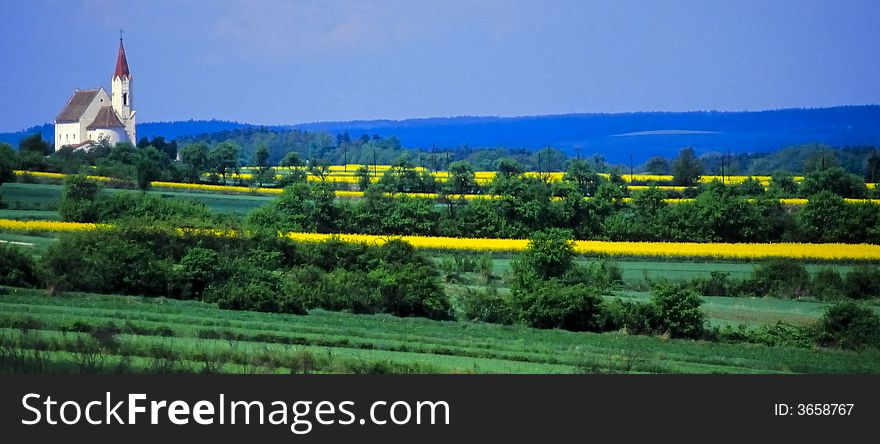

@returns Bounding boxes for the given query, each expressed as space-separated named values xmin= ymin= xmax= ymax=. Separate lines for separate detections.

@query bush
xmin=203 ymin=259 xmax=306 ymax=315
xmin=458 ymin=286 xmax=515 ymax=325
xmin=41 ymin=230 xmax=174 ymax=296
xmin=816 ymin=302 xmax=880 ymax=350
xmin=693 ymin=271 xmax=736 ymax=297
xmin=369 ymin=263 xmax=452 ymax=320
xmin=511 ymin=281 xmax=604 ymax=332
xmin=0 ymin=244 xmax=40 ymax=287
xmin=843 ymin=266 xmax=880 ymax=300
xmin=514 ymin=228 xmax=576 ymax=280
xmin=58 ymin=174 xmax=102 ymax=222
xmin=742 ymin=260 xmax=810 ymax=299
xmin=811 ymin=268 xmax=844 ymax=301
xmin=650 ymin=281 xmax=706 ymax=339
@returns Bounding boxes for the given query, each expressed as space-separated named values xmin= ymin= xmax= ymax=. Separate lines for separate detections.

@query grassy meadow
xmin=2 ymin=288 xmax=879 ymax=374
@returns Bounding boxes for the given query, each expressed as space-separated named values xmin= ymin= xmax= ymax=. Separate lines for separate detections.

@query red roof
xmin=87 ymin=106 xmax=125 ymax=130
xmin=113 ymin=39 xmax=130 ymax=80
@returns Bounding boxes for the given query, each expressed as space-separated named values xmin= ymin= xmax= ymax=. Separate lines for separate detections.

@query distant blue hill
xmin=3 ymin=106 xmax=879 ymax=163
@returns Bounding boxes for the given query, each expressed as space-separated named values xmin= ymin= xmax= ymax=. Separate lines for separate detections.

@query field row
xmin=2 ymin=289 xmax=878 ymax=374
xmin=11 ymin=171 xmax=880 ymax=204
xmin=3 ymin=217 xmax=880 ymax=261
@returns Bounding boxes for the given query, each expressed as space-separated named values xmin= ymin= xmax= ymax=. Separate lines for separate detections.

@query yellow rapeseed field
xmin=4 ymin=218 xmax=880 ymax=260
xmin=0 ymin=219 xmax=108 ymax=232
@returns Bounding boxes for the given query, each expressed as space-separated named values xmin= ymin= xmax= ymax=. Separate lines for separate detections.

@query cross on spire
xmin=119 ymin=27 xmax=124 ymax=41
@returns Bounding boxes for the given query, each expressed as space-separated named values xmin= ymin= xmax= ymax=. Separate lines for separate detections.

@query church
xmin=54 ymin=37 xmax=136 ymax=150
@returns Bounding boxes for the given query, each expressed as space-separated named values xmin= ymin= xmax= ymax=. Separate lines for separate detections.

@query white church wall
xmin=87 ymin=128 xmax=127 ymax=146
xmin=54 ymin=122 xmax=81 ymax=150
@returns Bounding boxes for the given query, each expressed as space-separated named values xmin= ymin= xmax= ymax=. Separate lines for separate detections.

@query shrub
xmin=843 ymin=266 xmax=880 ymax=300
xmin=58 ymin=174 xmax=102 ymax=222
xmin=0 ymin=244 xmax=40 ymax=287
xmin=742 ymin=260 xmax=810 ymax=299
xmin=41 ymin=230 xmax=174 ymax=296
xmin=511 ymin=281 xmax=604 ymax=332
xmin=369 ymin=264 xmax=452 ymax=320
xmin=811 ymin=268 xmax=844 ymax=301
xmin=458 ymin=286 xmax=515 ymax=325
xmin=694 ymin=271 xmax=736 ymax=297
xmin=816 ymin=302 xmax=880 ymax=350
xmin=650 ymin=281 xmax=706 ymax=339
xmin=514 ymin=228 xmax=576 ymax=280
xmin=204 ymin=260 xmax=306 ymax=315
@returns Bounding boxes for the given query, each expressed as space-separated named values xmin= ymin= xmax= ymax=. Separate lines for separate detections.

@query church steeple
xmin=113 ymin=37 xmax=130 ymax=80
xmin=111 ymin=32 xmax=135 ymax=144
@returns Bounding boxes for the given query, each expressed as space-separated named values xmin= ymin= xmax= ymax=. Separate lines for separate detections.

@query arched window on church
xmin=123 ymin=93 xmax=128 ymax=106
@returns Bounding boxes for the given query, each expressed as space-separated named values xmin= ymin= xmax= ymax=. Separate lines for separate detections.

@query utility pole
xmin=373 ymin=148 xmax=377 ymax=177
xmin=575 ymin=146 xmax=582 ymax=161
xmin=343 ymin=145 xmax=347 ymax=171
xmin=629 ymin=154 xmax=634 ymax=182
xmin=446 ymin=151 xmax=450 ymax=170
xmin=431 ymin=144 xmax=436 ymax=171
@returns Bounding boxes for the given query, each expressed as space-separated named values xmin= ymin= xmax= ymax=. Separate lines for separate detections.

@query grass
xmin=1 ymin=182 xmax=271 ymax=215
xmin=610 ymin=290 xmax=880 ymax=328
xmin=1 ymin=287 xmax=879 ymax=374
xmin=490 ymin=258 xmax=857 ymax=281
xmin=0 ymin=232 xmax=58 ymax=252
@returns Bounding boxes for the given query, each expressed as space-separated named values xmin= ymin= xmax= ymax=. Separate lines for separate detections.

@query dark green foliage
xmin=204 ymin=260 xmax=305 ymax=315
xmin=98 ymin=193 xmax=216 ymax=226
xmin=644 ymin=156 xmax=669 ymax=174
xmin=800 ymin=166 xmax=866 ymax=198
xmin=0 ymin=244 xmax=40 ymax=287
xmin=742 ymin=260 xmax=810 ymax=299
xmin=693 ymin=271 xmax=735 ymax=297
xmin=173 ymin=247 xmax=223 ymax=299
xmin=458 ymin=286 xmax=515 ymax=324
xmin=671 ymin=147 xmax=702 ymax=186
xmin=369 ymin=263 xmax=451 ymax=320
xmin=811 ymin=268 xmax=844 ymax=301
xmin=0 ymin=143 xmax=16 ymax=185
xmin=650 ymin=282 xmax=706 ymax=339
xmin=58 ymin=174 xmax=102 ymax=222
xmin=512 ymin=228 xmax=575 ymax=281
xmin=843 ymin=266 xmax=880 ymax=300
xmin=511 ymin=281 xmax=604 ymax=331
xmin=41 ymin=230 xmax=174 ymax=296
xmin=797 ymin=191 xmax=860 ymax=243
xmin=816 ymin=302 xmax=880 ymax=350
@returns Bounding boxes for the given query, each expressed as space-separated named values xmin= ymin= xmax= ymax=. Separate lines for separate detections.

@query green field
xmin=490 ymin=258 xmax=857 ymax=281
xmin=1 ymin=182 xmax=272 ymax=215
xmin=1 ymin=288 xmax=878 ymax=374
xmin=612 ymin=290 xmax=880 ymax=328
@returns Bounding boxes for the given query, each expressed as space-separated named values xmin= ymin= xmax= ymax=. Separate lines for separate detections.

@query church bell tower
xmin=111 ymin=33 xmax=136 ymax=143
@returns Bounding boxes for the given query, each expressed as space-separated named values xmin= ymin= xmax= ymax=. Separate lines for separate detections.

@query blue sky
xmin=2 ymin=0 xmax=879 ymax=131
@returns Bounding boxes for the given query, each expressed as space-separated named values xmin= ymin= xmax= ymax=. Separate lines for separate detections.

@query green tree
xmin=512 ymin=228 xmax=576 ymax=281
xmin=797 ymin=191 xmax=857 ymax=243
xmin=671 ymin=147 xmax=703 ymax=186
xmin=0 ymin=142 xmax=16 ymax=185
xmin=178 ymin=142 xmax=210 ymax=180
xmin=564 ymin=159 xmax=603 ymax=196
xmin=209 ymin=140 xmax=240 ymax=180
xmin=645 ymin=156 xmax=670 ymax=174
xmin=19 ymin=133 xmax=52 ymax=155
xmin=800 ymin=166 xmax=866 ymax=198
xmin=58 ymin=174 xmax=102 ymax=222
xmin=650 ymin=281 xmax=706 ymax=339
xmin=816 ymin=301 xmax=880 ymax=350
xmin=446 ymin=161 xmax=477 ymax=195
xmin=280 ymin=151 xmax=302 ymax=168
xmin=252 ymin=143 xmax=274 ymax=186
xmin=134 ymin=146 xmax=165 ymax=191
